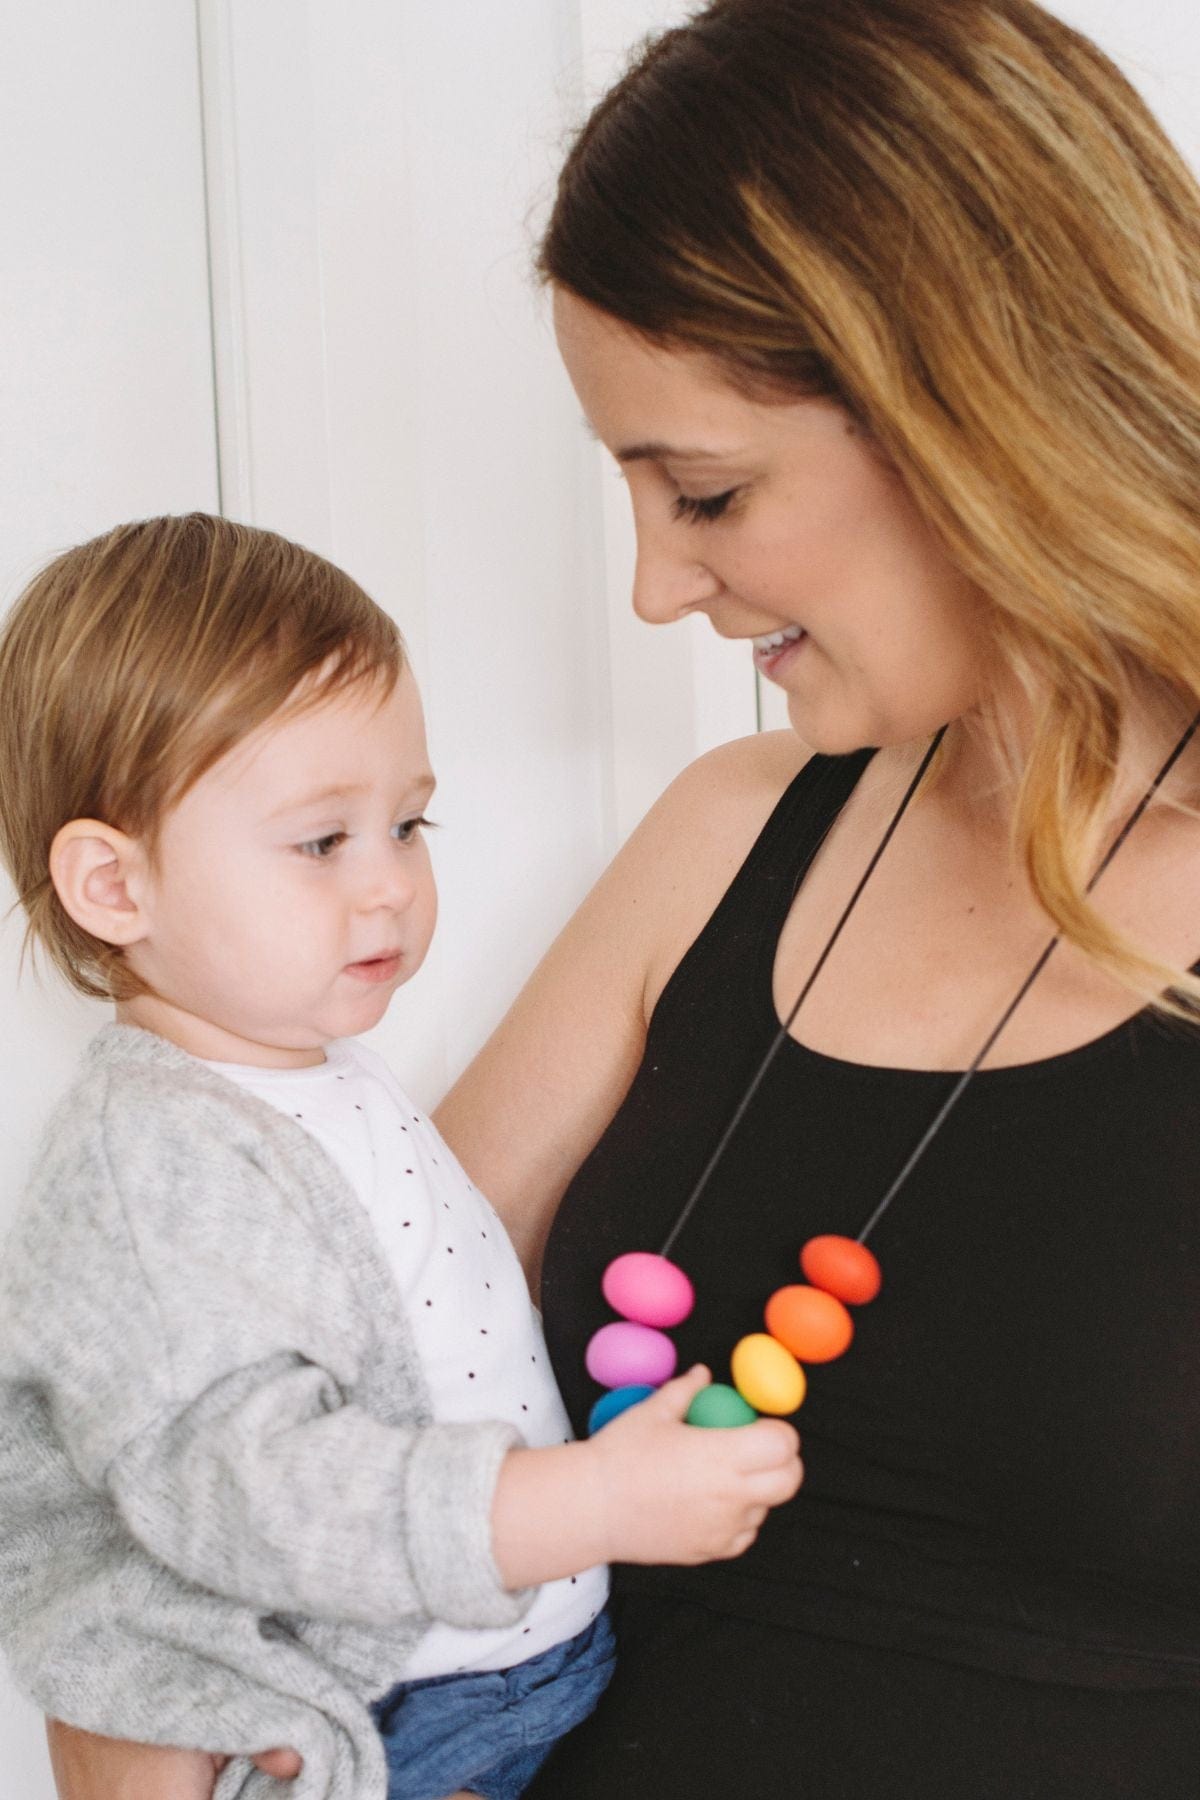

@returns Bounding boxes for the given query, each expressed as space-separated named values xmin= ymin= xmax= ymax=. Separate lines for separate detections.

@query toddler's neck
xmin=115 ymin=993 xmax=329 ymax=1069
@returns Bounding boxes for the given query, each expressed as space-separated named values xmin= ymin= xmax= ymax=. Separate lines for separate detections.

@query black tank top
xmin=541 ymin=751 xmax=1200 ymax=1691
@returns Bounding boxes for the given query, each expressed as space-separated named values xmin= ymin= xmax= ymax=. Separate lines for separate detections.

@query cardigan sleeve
xmin=0 ymin=1057 xmax=531 ymax=1635
xmin=106 ymin=1357 xmax=526 ymax=1629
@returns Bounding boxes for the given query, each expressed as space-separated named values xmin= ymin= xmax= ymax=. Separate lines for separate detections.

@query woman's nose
xmin=630 ymin=524 xmax=722 ymax=625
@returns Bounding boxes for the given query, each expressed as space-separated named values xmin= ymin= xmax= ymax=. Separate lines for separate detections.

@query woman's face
xmin=554 ymin=288 xmax=988 ymax=754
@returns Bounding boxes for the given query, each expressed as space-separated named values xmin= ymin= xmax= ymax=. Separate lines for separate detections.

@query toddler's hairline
xmin=0 ymin=511 xmax=407 ymax=1001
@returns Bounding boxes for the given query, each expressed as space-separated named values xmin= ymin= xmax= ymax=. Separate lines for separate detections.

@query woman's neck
xmin=930 ymin=686 xmax=1200 ymax=841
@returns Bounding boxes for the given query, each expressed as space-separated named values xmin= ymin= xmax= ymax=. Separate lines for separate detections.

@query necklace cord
xmin=659 ymin=727 xmax=947 ymax=1259
xmin=857 ymin=707 xmax=1200 ymax=1244
xmin=658 ymin=710 xmax=1200 ymax=1261
xmin=859 ymin=709 xmax=1194 ymax=1245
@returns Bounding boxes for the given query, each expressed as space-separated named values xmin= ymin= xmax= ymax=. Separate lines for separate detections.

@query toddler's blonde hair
xmin=0 ymin=513 xmax=405 ymax=1000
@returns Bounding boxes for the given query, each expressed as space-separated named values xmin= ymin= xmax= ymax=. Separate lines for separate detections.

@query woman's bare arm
xmin=46 ymin=1722 xmax=220 ymax=1799
xmin=45 ymin=1720 xmax=302 ymax=1798
xmin=436 ymin=731 xmax=807 ymax=1279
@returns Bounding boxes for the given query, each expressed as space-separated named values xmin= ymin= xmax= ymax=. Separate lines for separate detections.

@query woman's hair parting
xmin=0 ymin=512 xmax=405 ymax=1000
xmin=541 ymin=0 xmax=1200 ymax=1016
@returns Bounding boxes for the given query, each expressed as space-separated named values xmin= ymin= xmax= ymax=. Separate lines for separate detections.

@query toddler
xmin=0 ymin=516 xmax=801 ymax=1800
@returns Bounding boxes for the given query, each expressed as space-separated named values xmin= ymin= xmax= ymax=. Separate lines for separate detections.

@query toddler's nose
xmin=359 ymin=847 xmax=418 ymax=913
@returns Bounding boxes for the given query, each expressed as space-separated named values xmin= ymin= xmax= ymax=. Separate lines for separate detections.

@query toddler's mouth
xmin=345 ymin=950 xmax=403 ymax=983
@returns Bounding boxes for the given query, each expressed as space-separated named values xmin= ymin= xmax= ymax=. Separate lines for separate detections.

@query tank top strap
xmin=649 ymin=747 xmax=876 ymax=1041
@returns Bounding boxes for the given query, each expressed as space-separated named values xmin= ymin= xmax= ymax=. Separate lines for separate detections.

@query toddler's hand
xmin=587 ymin=1364 xmax=802 ymax=1565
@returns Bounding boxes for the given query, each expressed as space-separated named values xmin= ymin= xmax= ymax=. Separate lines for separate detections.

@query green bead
xmin=685 ymin=1382 xmax=758 ymax=1428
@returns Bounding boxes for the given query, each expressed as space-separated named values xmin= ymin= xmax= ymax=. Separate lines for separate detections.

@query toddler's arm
xmin=1 ymin=1072 xmax=527 ymax=1636
xmin=491 ymin=1363 xmax=801 ymax=1586
xmin=103 ymin=1350 xmax=523 ymax=1630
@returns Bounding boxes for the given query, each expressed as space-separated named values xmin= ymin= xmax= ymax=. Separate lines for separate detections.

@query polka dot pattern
xmin=208 ymin=1035 xmax=607 ymax=1678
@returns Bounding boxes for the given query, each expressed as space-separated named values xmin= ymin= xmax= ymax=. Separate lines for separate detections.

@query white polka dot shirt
xmin=207 ymin=1038 xmax=607 ymax=1677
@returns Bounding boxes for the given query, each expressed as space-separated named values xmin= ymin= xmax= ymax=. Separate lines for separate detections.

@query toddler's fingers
xmin=643 ymin=1363 xmax=712 ymax=1419
xmin=729 ymin=1416 xmax=802 ymax=1469
xmin=744 ymin=1457 xmax=805 ymax=1507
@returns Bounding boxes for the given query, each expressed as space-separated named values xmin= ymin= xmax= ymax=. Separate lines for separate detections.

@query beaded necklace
xmin=586 ymin=711 xmax=1200 ymax=1431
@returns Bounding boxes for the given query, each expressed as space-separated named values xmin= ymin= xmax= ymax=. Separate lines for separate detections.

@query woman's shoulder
xmin=646 ymin=728 xmax=811 ymax=838
xmin=432 ymin=731 xmax=814 ymax=1245
xmin=616 ymin=731 xmax=812 ymax=1009
xmin=626 ymin=729 xmax=810 ymax=883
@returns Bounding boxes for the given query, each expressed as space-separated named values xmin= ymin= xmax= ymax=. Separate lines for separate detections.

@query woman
xmin=45 ymin=0 xmax=1200 ymax=1792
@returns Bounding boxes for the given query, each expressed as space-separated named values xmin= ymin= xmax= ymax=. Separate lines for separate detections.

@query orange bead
xmin=800 ymin=1235 xmax=882 ymax=1306
xmin=765 ymin=1284 xmax=854 ymax=1362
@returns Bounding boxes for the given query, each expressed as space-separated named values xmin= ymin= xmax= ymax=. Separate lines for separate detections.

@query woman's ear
xmin=48 ymin=820 xmax=151 ymax=947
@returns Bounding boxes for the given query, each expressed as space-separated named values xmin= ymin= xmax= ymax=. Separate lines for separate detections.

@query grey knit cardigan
xmin=0 ymin=1025 xmax=531 ymax=1800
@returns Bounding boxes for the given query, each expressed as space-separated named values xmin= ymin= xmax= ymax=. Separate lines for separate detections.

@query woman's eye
xmin=298 ymin=832 xmax=345 ymax=859
xmin=672 ymin=488 xmax=737 ymax=524
xmin=392 ymin=815 xmax=434 ymax=845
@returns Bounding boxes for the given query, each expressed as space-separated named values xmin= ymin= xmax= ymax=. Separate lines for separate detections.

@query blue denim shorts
xmin=370 ymin=1610 xmax=615 ymax=1800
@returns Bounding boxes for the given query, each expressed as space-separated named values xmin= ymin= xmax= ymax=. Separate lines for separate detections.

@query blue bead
xmin=587 ymin=1383 xmax=655 ymax=1434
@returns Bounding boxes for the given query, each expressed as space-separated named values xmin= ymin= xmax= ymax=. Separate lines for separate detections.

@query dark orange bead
xmin=800 ymin=1235 xmax=882 ymax=1306
xmin=765 ymin=1284 xmax=854 ymax=1362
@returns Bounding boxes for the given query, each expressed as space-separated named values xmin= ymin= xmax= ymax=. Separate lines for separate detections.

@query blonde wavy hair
xmin=0 ymin=513 xmax=404 ymax=1001
xmin=539 ymin=0 xmax=1200 ymax=1018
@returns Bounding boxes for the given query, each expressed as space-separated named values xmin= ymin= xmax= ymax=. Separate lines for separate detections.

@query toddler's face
xmin=121 ymin=664 xmax=437 ymax=1066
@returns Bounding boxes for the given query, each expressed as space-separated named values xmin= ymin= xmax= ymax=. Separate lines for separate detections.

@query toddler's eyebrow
xmin=269 ymin=782 xmax=361 ymax=818
xmin=269 ymin=773 xmax=436 ymax=819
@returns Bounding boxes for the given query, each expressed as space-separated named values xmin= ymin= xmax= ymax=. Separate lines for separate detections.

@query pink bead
xmin=602 ymin=1252 xmax=695 ymax=1328
xmin=586 ymin=1320 xmax=678 ymax=1388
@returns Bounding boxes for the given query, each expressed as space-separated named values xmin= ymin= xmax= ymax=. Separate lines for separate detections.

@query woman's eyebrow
xmin=581 ymin=419 xmax=736 ymax=464
xmin=614 ymin=440 xmax=733 ymax=464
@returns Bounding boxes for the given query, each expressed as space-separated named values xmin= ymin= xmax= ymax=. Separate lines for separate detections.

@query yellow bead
xmin=731 ymin=1332 xmax=807 ymax=1415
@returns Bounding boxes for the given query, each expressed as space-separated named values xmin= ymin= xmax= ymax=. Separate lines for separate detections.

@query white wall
xmin=0 ymin=5 xmax=646 ymax=1792
xmin=0 ymin=11 xmax=218 ymax=1786
xmin=0 ymin=0 xmax=219 ymax=1164
xmin=2 ymin=3 xmax=1200 ymax=1795
xmin=191 ymin=0 xmax=621 ymax=1103
xmin=578 ymin=0 xmax=762 ymax=831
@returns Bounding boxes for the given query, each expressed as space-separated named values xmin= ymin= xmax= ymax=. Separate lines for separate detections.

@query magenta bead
xmin=586 ymin=1320 xmax=678 ymax=1388
xmin=602 ymin=1252 xmax=695 ymax=1329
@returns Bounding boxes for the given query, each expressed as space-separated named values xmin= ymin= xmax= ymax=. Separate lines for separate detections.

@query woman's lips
xmin=345 ymin=952 xmax=403 ymax=983
xmin=752 ymin=629 xmax=808 ymax=678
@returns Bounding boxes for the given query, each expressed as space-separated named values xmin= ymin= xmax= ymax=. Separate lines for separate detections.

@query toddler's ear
xmin=49 ymin=820 xmax=150 ymax=947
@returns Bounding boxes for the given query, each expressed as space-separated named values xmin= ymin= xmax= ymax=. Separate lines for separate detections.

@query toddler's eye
xmin=298 ymin=832 xmax=345 ymax=859
xmin=672 ymin=488 xmax=737 ymax=524
xmin=392 ymin=815 xmax=434 ymax=844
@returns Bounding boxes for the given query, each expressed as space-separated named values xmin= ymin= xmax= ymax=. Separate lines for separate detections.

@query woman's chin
xmin=787 ymin=689 xmax=963 ymax=758
xmin=784 ymin=692 xmax=875 ymax=758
